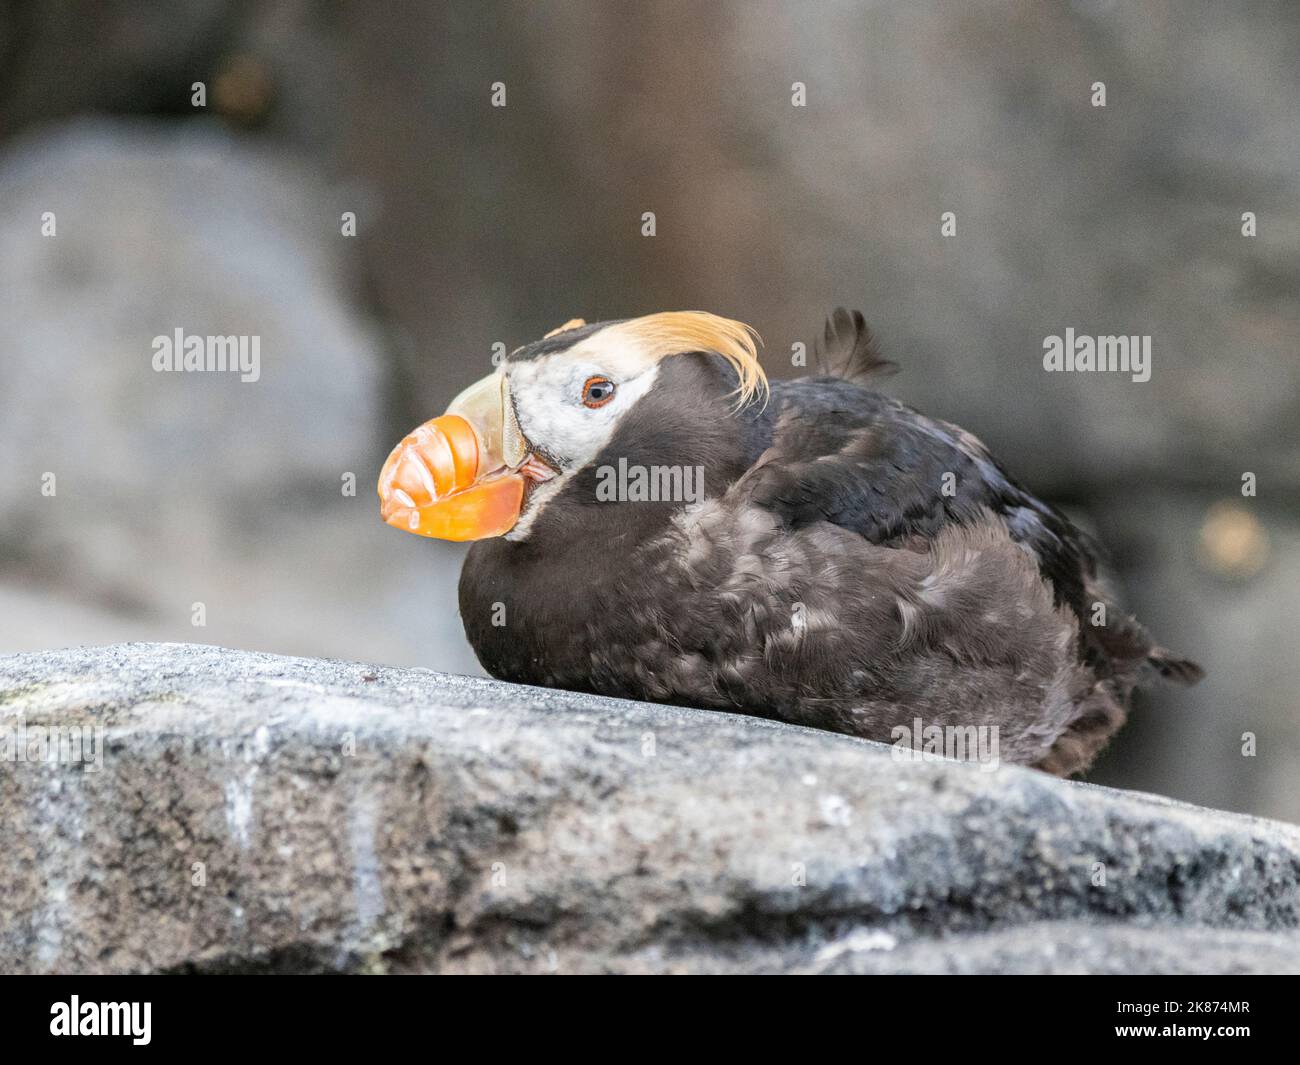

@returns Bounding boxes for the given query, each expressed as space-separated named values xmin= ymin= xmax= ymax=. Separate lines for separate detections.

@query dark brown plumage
xmin=449 ymin=309 xmax=1202 ymax=776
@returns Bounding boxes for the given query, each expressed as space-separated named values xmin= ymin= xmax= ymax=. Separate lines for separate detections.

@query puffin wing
xmin=735 ymin=375 xmax=1097 ymax=621
xmin=728 ymin=310 xmax=1201 ymax=686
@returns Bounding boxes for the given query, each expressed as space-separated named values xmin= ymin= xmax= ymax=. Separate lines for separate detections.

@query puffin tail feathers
xmin=1146 ymin=647 xmax=1206 ymax=686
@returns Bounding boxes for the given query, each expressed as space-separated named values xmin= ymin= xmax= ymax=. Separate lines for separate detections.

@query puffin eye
xmin=581 ymin=376 xmax=616 ymax=408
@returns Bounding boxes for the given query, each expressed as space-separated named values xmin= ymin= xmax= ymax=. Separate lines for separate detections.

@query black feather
xmin=1146 ymin=648 xmax=1206 ymax=686
xmin=816 ymin=307 xmax=898 ymax=381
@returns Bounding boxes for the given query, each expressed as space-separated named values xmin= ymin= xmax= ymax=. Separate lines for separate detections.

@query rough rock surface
xmin=1 ymin=642 xmax=1297 ymax=975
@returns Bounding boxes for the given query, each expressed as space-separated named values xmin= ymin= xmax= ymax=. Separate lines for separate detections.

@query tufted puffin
xmin=378 ymin=309 xmax=1202 ymax=775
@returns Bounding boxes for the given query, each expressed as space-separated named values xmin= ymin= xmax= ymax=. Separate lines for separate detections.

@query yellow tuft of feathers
xmin=613 ymin=311 xmax=768 ymax=408
xmin=543 ymin=318 xmax=587 ymax=338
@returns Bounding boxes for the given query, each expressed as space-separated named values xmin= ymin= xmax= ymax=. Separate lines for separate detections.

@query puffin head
xmin=378 ymin=312 xmax=767 ymax=542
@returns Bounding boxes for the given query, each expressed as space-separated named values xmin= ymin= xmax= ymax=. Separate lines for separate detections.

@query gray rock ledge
xmin=1 ymin=642 xmax=1296 ymax=974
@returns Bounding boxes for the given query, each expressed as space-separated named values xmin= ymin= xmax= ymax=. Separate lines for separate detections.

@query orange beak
xmin=378 ymin=373 xmax=529 ymax=541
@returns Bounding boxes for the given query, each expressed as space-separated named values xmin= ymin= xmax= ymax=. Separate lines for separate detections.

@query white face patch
xmin=502 ymin=354 xmax=661 ymax=541
xmin=506 ymin=353 xmax=659 ymax=469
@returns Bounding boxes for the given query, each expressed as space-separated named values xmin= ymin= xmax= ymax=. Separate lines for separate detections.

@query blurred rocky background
xmin=0 ymin=1 xmax=1295 ymax=818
